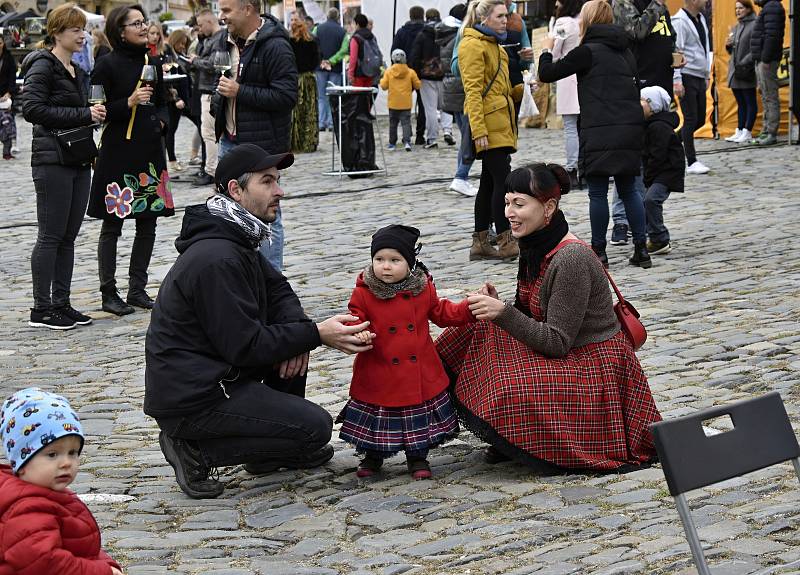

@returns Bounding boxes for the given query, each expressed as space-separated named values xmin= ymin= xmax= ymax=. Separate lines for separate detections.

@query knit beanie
xmin=391 ymin=49 xmax=406 ymax=64
xmin=371 ymin=224 xmax=420 ymax=267
xmin=1 ymin=388 xmax=84 ymax=473
xmin=449 ymin=3 xmax=467 ymax=21
xmin=640 ymin=86 xmax=672 ymax=114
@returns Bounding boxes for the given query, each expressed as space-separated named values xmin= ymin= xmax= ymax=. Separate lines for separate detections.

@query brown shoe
xmin=469 ymin=230 xmax=501 ymax=260
xmin=496 ymin=230 xmax=519 ymax=261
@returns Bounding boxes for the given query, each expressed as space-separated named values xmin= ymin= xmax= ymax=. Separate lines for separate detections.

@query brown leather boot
xmin=469 ymin=230 xmax=500 ymax=260
xmin=496 ymin=230 xmax=519 ymax=260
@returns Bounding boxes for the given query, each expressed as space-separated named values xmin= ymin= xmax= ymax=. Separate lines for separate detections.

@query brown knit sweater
xmin=493 ymin=243 xmax=620 ymax=358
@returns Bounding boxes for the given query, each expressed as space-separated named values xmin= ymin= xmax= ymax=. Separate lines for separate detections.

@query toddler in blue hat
xmin=0 ymin=387 xmax=123 ymax=574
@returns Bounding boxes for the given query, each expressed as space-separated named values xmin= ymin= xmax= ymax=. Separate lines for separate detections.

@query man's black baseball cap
xmin=214 ymin=144 xmax=294 ymax=195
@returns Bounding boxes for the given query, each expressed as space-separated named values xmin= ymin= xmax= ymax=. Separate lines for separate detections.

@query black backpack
xmin=357 ymin=35 xmax=383 ymax=77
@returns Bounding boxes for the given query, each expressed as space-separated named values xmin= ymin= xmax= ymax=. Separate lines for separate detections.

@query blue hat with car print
xmin=0 ymin=387 xmax=84 ymax=473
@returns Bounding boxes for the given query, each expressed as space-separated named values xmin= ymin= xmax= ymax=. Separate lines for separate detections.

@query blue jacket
xmin=315 ymin=18 xmax=346 ymax=72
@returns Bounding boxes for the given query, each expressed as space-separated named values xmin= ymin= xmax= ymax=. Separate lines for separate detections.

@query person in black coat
xmin=392 ymin=6 xmax=427 ymax=144
xmin=750 ymin=0 xmax=785 ymax=144
xmin=538 ymin=0 xmax=650 ymax=269
xmin=639 ymin=86 xmax=684 ymax=256
xmin=144 ymin=144 xmax=373 ymax=499
xmin=89 ymin=4 xmax=172 ymax=316
xmin=0 ymin=36 xmax=16 ymax=106
xmin=22 ymin=3 xmax=106 ymax=330
xmin=214 ymin=0 xmax=299 ymax=274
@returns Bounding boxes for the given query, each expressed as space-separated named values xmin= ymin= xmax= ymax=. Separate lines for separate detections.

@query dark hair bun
xmin=546 ymin=163 xmax=571 ymax=196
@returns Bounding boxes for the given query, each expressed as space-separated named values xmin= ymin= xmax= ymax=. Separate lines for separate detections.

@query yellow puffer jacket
xmin=379 ymin=63 xmax=421 ymax=110
xmin=458 ymin=27 xmax=523 ymax=152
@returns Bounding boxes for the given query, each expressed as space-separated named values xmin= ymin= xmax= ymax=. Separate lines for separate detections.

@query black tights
xmin=474 ymin=148 xmax=511 ymax=233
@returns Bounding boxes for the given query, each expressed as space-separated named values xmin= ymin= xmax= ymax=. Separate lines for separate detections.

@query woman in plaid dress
xmin=338 ymin=225 xmax=475 ymax=480
xmin=437 ymin=163 xmax=661 ymax=472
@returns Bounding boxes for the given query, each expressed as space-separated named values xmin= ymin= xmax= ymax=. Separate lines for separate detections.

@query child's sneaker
xmin=407 ymin=456 xmax=432 ymax=480
xmin=2 ymin=154 xmax=13 ymax=160
xmin=356 ymin=454 xmax=384 ymax=478
xmin=404 ymin=142 xmax=412 ymax=152
xmin=387 ymin=143 xmax=396 ymax=151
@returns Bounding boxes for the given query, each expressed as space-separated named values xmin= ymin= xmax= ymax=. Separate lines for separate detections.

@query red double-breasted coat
xmin=347 ymin=273 xmax=475 ymax=407
xmin=0 ymin=466 xmax=121 ymax=575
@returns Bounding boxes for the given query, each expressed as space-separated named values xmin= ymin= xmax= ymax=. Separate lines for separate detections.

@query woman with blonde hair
xmin=289 ymin=12 xmax=321 ymax=152
xmin=460 ymin=0 xmax=523 ymax=262
xmin=537 ymin=0 xmax=650 ymax=269
xmin=23 ymin=3 xmax=107 ymax=329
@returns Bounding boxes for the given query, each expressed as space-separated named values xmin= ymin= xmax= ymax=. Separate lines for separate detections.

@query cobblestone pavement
xmin=1 ymin=119 xmax=799 ymax=575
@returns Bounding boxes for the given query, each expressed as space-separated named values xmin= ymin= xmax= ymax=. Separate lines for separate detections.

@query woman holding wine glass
xmin=22 ymin=3 xmax=106 ymax=330
xmin=88 ymin=4 xmax=173 ymax=316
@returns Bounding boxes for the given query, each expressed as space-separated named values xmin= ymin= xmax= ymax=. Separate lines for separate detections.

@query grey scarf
xmin=206 ymin=194 xmax=272 ymax=247
xmin=362 ymin=264 xmax=427 ymax=299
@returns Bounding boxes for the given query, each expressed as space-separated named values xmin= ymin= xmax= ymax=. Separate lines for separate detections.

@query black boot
xmin=629 ymin=242 xmax=652 ymax=269
xmin=159 ymin=431 xmax=224 ymax=499
xmin=127 ymin=289 xmax=154 ymax=309
xmin=591 ymin=244 xmax=609 ymax=268
xmin=244 ymin=444 xmax=335 ymax=475
xmin=568 ymin=169 xmax=582 ymax=190
xmin=102 ymin=290 xmax=135 ymax=316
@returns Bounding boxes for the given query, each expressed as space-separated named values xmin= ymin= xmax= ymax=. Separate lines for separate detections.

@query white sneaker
xmin=733 ymin=129 xmax=752 ymax=143
xmin=449 ymin=178 xmax=477 ymax=197
xmin=725 ymin=129 xmax=743 ymax=142
xmin=10 ymin=145 xmax=19 ymax=154
xmin=686 ymin=161 xmax=710 ymax=175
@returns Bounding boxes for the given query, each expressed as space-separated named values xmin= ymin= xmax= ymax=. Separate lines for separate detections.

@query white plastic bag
xmin=518 ymin=72 xmax=539 ymax=122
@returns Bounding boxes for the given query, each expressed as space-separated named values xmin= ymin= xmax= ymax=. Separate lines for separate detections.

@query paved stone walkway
xmin=1 ymin=119 xmax=799 ymax=575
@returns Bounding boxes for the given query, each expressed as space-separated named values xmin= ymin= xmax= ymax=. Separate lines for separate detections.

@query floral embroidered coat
xmin=88 ymin=44 xmax=173 ymax=221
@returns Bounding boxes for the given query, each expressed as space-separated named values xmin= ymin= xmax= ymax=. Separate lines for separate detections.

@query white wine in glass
xmin=88 ymin=84 xmax=106 ymax=105
xmin=212 ymin=51 xmax=232 ymax=76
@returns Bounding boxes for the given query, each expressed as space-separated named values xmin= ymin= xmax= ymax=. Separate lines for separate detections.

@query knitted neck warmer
xmin=206 ymin=194 xmax=272 ymax=248
xmin=362 ymin=264 xmax=427 ymax=299
xmin=517 ymin=209 xmax=569 ymax=282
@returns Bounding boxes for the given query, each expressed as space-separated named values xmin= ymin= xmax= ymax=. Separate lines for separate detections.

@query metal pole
xmin=392 ymin=0 xmax=397 ymax=37
xmin=789 ymin=0 xmax=796 ymax=143
xmin=674 ymin=494 xmax=712 ymax=575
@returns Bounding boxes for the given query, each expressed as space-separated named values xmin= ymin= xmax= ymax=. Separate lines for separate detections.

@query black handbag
xmin=52 ymin=125 xmax=98 ymax=167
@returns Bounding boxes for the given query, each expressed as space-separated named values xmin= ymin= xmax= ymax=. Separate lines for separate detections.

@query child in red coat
xmin=338 ymin=225 xmax=475 ymax=479
xmin=0 ymin=388 xmax=123 ymax=575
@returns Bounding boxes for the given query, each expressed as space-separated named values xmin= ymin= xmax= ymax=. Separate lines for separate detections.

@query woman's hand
xmin=468 ymin=294 xmax=505 ymax=321
xmin=519 ymin=46 xmax=534 ymax=61
xmin=475 ymin=136 xmax=489 ymax=151
xmin=128 ymin=86 xmax=153 ymax=108
xmin=478 ymin=282 xmax=499 ymax=299
xmin=541 ymin=36 xmax=555 ymax=50
xmin=89 ymin=104 xmax=106 ymax=123
xmin=175 ymin=99 xmax=185 ymax=110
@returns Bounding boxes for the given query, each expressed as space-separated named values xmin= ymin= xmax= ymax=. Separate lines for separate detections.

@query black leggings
xmin=165 ymin=103 xmax=181 ymax=162
xmin=98 ymin=217 xmax=157 ymax=294
xmin=156 ymin=377 xmax=333 ymax=467
xmin=474 ymin=148 xmax=511 ymax=233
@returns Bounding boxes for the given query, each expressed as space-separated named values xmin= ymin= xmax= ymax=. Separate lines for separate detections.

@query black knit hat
xmin=449 ymin=3 xmax=467 ymax=21
xmin=371 ymin=225 xmax=420 ymax=267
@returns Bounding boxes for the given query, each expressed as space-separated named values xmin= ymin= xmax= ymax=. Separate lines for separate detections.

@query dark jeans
xmin=475 ymin=148 xmax=511 ymax=233
xmin=732 ymin=87 xmax=757 ymax=131
xmin=586 ymin=174 xmax=646 ymax=246
xmin=166 ymin=103 xmax=181 ymax=162
xmin=98 ymin=217 xmax=157 ymax=294
xmin=2 ymin=137 xmax=10 ymax=156
xmin=156 ymin=377 xmax=333 ymax=467
xmin=415 ymin=90 xmax=425 ymax=143
xmin=644 ymin=182 xmax=671 ymax=244
xmin=31 ymin=165 xmax=91 ymax=310
xmin=388 ymin=109 xmax=411 ymax=145
xmin=678 ymin=73 xmax=706 ymax=165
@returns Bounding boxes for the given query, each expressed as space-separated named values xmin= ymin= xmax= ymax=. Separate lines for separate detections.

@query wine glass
xmin=88 ymin=84 xmax=106 ymax=105
xmin=139 ymin=64 xmax=157 ymax=106
xmin=212 ymin=50 xmax=232 ymax=77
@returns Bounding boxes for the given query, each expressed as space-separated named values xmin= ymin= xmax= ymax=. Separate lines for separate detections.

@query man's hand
xmin=176 ymin=99 xmax=185 ymax=110
xmin=277 ymin=352 xmax=309 ymax=379
xmin=217 ymin=75 xmax=240 ymax=98
xmin=673 ymin=82 xmax=685 ymax=98
xmin=468 ymin=294 xmax=505 ymax=321
xmin=519 ymin=46 xmax=534 ymax=61
xmin=317 ymin=314 xmax=375 ymax=354
xmin=475 ymin=136 xmax=489 ymax=151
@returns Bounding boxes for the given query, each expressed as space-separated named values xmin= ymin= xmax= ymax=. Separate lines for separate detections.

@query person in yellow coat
xmin=459 ymin=0 xmax=523 ymax=262
xmin=380 ymin=49 xmax=421 ymax=151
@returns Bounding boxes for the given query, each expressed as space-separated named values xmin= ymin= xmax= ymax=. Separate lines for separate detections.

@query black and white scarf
xmin=206 ymin=194 xmax=272 ymax=247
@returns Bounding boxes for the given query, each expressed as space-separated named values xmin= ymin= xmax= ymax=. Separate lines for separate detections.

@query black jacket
xmin=751 ymin=0 xmax=785 ymax=63
xmin=292 ymin=37 xmax=321 ymax=74
xmin=22 ymin=50 xmax=92 ymax=167
xmin=0 ymin=50 xmax=16 ymax=99
xmin=643 ymin=111 xmax=684 ymax=192
xmin=191 ymin=28 xmax=227 ymax=95
xmin=410 ymin=20 xmax=443 ymax=80
xmin=538 ymin=24 xmax=644 ymax=177
xmin=392 ymin=20 xmax=425 ymax=56
xmin=214 ymin=15 xmax=298 ymax=154
xmin=315 ymin=18 xmax=346 ymax=72
xmin=144 ymin=204 xmax=321 ymax=418
xmin=439 ymin=24 xmax=463 ymax=113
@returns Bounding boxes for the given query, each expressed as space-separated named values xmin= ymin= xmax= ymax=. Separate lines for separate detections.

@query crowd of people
xmin=0 ymin=0 xmax=794 ymax=570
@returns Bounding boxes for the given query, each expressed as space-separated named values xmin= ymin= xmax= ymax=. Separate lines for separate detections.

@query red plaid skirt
xmin=435 ymin=271 xmax=660 ymax=471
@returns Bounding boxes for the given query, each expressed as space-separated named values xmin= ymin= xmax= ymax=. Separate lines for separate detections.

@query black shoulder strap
xmin=482 ymin=44 xmax=502 ymax=98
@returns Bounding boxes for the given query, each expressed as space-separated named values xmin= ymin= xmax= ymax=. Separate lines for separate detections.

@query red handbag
xmin=546 ymin=238 xmax=647 ymax=351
